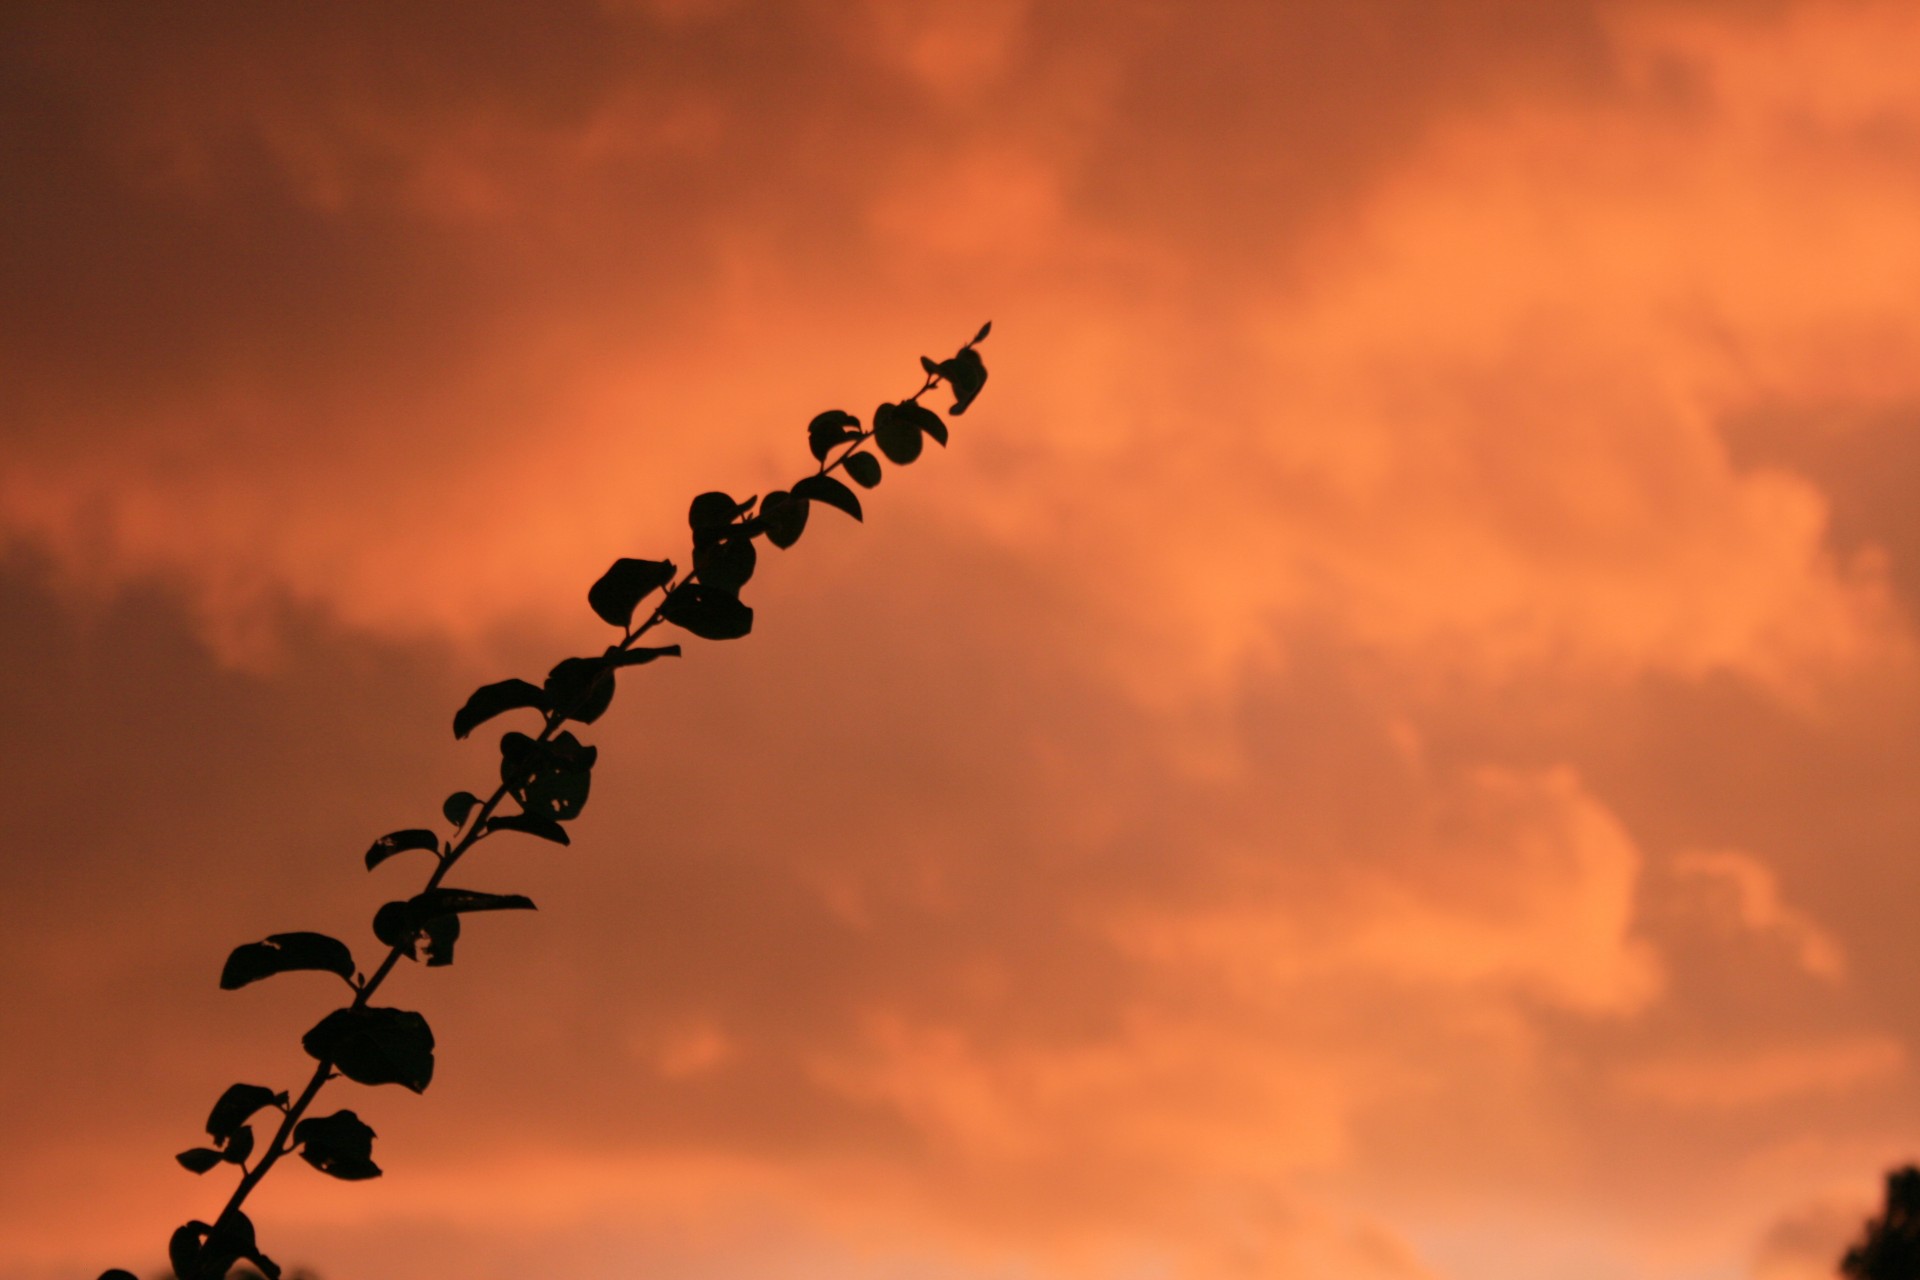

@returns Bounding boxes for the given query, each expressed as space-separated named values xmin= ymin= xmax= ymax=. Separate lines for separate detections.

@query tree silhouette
xmin=1843 ymin=1165 xmax=1920 ymax=1279
xmin=99 ymin=325 xmax=990 ymax=1280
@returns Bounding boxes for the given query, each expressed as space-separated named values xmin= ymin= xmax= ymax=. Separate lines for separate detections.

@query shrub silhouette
xmin=1843 ymin=1165 xmax=1920 ymax=1279
xmin=99 ymin=325 xmax=991 ymax=1280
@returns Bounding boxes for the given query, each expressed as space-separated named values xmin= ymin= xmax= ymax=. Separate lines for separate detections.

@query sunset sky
xmin=5 ymin=2 xmax=1920 ymax=1278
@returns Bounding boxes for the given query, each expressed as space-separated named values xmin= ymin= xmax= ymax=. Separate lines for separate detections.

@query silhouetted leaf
xmin=96 ymin=1270 xmax=139 ymax=1279
xmin=900 ymin=399 xmax=948 ymax=446
xmin=442 ymin=790 xmax=482 ymax=828
xmin=973 ymin=319 xmax=992 ymax=344
xmin=377 ymin=888 xmax=535 ymax=967
xmin=587 ymin=557 xmax=675 ymax=629
xmin=417 ymin=912 xmax=461 ymax=967
xmin=221 ymin=933 xmax=355 ymax=991
xmin=222 ymin=1125 xmax=254 ymax=1166
xmin=363 ymin=828 xmax=440 ymax=872
xmin=485 ymin=811 xmax=571 ymax=845
xmin=761 ymin=490 xmax=809 ymax=549
xmin=808 ymin=409 xmax=860 ymax=462
xmin=689 ymin=491 xmax=754 ymax=546
xmin=170 ymin=1221 xmax=212 ymax=1278
xmin=935 ymin=347 xmax=987 ymax=414
xmin=452 ymin=678 xmax=546 ymax=740
xmin=206 ymin=1083 xmax=285 ymax=1145
xmin=844 ymin=451 xmax=882 ymax=489
xmin=793 ymin=474 xmax=862 ymax=522
xmin=295 ymin=1110 xmax=381 ymax=1181
xmin=170 ymin=1210 xmax=279 ymax=1280
xmin=500 ymin=730 xmax=597 ymax=821
xmin=175 ymin=1147 xmax=222 ymax=1174
xmin=544 ymin=656 xmax=614 ymax=725
xmin=662 ymin=585 xmax=753 ymax=640
xmin=694 ymin=537 xmax=756 ymax=592
xmin=302 ymin=1007 xmax=435 ymax=1093
xmin=873 ymin=402 xmax=923 ymax=464
xmin=611 ymin=644 xmax=681 ymax=668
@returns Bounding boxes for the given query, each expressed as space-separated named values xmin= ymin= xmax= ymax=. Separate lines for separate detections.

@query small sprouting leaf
xmin=486 ymin=811 xmax=571 ymax=845
xmin=807 ymin=409 xmax=860 ymax=462
xmin=302 ymin=1006 xmax=435 ymax=1093
xmin=175 ymin=1147 xmax=222 ymax=1174
xmin=206 ymin=1083 xmax=285 ymax=1145
xmin=442 ymin=790 xmax=482 ymax=828
xmin=611 ymin=644 xmax=681 ymax=668
xmin=453 ymin=678 xmax=547 ymax=740
xmin=792 ymin=474 xmax=862 ymax=522
xmin=363 ymin=828 xmax=440 ymax=872
xmin=873 ymin=402 xmax=923 ymax=464
xmin=587 ymin=557 xmax=675 ymax=629
xmin=689 ymin=491 xmax=754 ymax=545
xmin=662 ymin=584 xmax=754 ymax=640
xmin=935 ymin=347 xmax=987 ymax=415
xmin=761 ymin=490 xmax=809 ymax=549
xmin=544 ymin=656 xmax=614 ymax=725
xmin=221 ymin=932 xmax=356 ymax=991
xmin=295 ymin=1109 xmax=382 ymax=1181
xmin=973 ymin=319 xmax=992 ymax=344
xmin=694 ymin=536 xmax=756 ymax=592
xmin=920 ymin=354 xmax=939 ymax=375
xmin=223 ymin=1124 xmax=254 ymax=1166
xmin=844 ymin=451 xmax=882 ymax=489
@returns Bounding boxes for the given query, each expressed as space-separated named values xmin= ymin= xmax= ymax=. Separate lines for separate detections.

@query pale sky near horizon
xmin=4 ymin=2 xmax=1920 ymax=1277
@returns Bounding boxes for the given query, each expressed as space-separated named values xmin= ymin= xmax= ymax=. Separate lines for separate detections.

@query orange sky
xmin=4 ymin=2 xmax=1919 ymax=1277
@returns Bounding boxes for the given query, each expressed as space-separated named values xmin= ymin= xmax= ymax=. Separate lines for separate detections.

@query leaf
xmin=807 ymin=409 xmax=860 ymax=462
xmin=170 ymin=1221 xmax=212 ymax=1278
xmin=170 ymin=1211 xmax=279 ymax=1280
xmin=898 ymin=398 xmax=948 ymax=446
xmin=377 ymin=888 xmax=535 ymax=967
xmin=973 ymin=319 xmax=992 ymax=344
xmin=175 ymin=1147 xmax=222 ymax=1174
xmin=295 ymin=1109 xmax=382 ymax=1181
xmin=843 ymin=451 xmax=882 ymax=489
xmin=302 ymin=1007 xmax=435 ymax=1093
xmin=793 ymin=474 xmax=862 ymax=522
xmin=485 ymin=811 xmax=571 ymax=845
xmin=662 ymin=584 xmax=753 ymax=640
xmin=442 ymin=790 xmax=482 ymax=828
xmin=223 ymin=1124 xmax=254 ymax=1166
xmin=689 ymin=491 xmax=754 ymax=545
xmin=221 ymin=932 xmax=356 ymax=991
xmin=500 ymin=730 xmax=598 ymax=822
xmin=873 ymin=401 xmax=923 ymax=465
xmin=920 ymin=354 xmax=939 ymax=375
xmin=587 ymin=557 xmax=675 ymax=629
xmin=96 ymin=1271 xmax=140 ymax=1280
xmin=693 ymin=537 xmax=756 ymax=592
xmin=206 ymin=1083 xmax=285 ymax=1145
xmin=760 ymin=490 xmax=809 ymax=549
xmin=453 ymin=678 xmax=547 ymax=740
xmin=544 ymin=656 xmax=614 ymax=725
xmin=611 ymin=644 xmax=681 ymax=669
xmin=363 ymin=828 xmax=440 ymax=872
xmin=935 ymin=346 xmax=988 ymax=415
